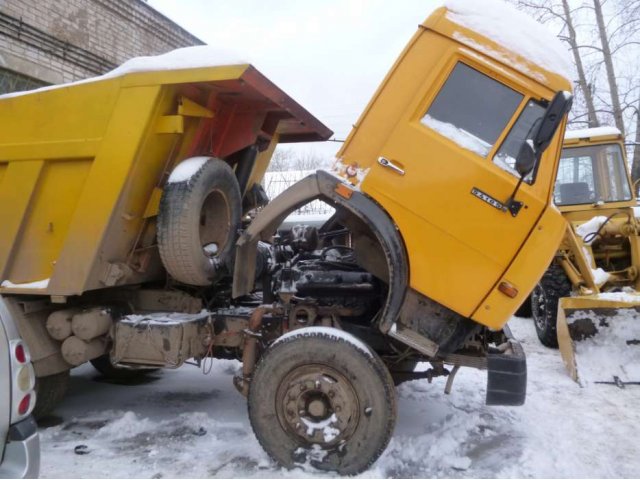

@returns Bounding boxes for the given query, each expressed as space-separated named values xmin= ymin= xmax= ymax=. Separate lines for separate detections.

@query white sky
xmin=148 ymin=0 xmax=442 ymax=162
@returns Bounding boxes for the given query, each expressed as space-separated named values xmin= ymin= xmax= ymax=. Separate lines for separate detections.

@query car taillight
xmin=9 ymin=339 xmax=36 ymax=422
xmin=18 ymin=394 xmax=31 ymax=415
xmin=14 ymin=343 xmax=26 ymax=363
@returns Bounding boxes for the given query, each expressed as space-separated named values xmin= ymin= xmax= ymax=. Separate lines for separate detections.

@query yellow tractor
xmin=530 ymin=127 xmax=640 ymax=385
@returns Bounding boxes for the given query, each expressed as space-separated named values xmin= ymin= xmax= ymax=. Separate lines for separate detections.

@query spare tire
xmin=158 ymin=157 xmax=241 ymax=286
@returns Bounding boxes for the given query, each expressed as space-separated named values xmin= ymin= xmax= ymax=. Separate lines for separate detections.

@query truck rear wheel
xmin=90 ymin=355 xmax=159 ymax=381
xmin=531 ymin=265 xmax=571 ymax=348
xmin=248 ymin=327 xmax=396 ymax=475
xmin=158 ymin=157 xmax=241 ymax=286
xmin=33 ymin=370 xmax=70 ymax=419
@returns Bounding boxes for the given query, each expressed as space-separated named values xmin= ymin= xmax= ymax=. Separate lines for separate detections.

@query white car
xmin=0 ymin=302 xmax=39 ymax=478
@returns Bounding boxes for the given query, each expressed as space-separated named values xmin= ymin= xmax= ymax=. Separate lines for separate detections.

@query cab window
xmin=421 ymin=62 xmax=523 ymax=158
xmin=555 ymin=144 xmax=632 ymax=205
xmin=492 ymin=100 xmax=547 ymax=183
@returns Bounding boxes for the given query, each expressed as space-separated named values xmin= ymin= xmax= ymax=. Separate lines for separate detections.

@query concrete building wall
xmin=0 ymin=0 xmax=203 ymax=90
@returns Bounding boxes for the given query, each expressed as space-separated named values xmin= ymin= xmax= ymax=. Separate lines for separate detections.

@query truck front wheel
xmin=531 ymin=265 xmax=571 ymax=348
xmin=248 ymin=327 xmax=396 ymax=475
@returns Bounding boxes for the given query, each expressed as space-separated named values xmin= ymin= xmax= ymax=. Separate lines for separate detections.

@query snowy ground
xmin=37 ymin=317 xmax=640 ymax=478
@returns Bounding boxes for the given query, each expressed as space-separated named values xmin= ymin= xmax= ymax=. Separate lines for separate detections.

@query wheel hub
xmin=276 ymin=365 xmax=359 ymax=446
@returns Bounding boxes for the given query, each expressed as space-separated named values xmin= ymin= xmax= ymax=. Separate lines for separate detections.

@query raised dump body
xmin=0 ymin=1 xmax=576 ymax=474
xmin=0 ymin=58 xmax=331 ymax=296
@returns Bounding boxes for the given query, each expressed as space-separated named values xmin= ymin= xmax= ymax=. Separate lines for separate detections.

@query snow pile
xmin=37 ymin=318 xmax=640 ymax=478
xmin=445 ymin=0 xmax=573 ymax=80
xmin=167 ymin=156 xmax=210 ymax=184
xmin=1 ymin=278 xmax=49 ymax=289
xmin=597 ymin=291 xmax=640 ymax=303
xmin=0 ymin=45 xmax=248 ymax=100
xmin=421 ymin=114 xmax=491 ymax=157
xmin=565 ymin=126 xmax=622 ymax=140
xmin=122 ymin=311 xmax=209 ymax=327
xmin=567 ymin=309 xmax=640 ymax=385
xmin=576 ymin=216 xmax=608 ymax=245
xmin=591 ymin=268 xmax=610 ymax=287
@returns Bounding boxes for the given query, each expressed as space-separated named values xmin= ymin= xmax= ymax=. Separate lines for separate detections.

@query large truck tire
xmin=514 ymin=296 xmax=532 ymax=318
xmin=531 ymin=265 xmax=572 ymax=348
xmin=248 ymin=327 xmax=397 ymax=475
xmin=32 ymin=370 xmax=70 ymax=419
xmin=158 ymin=157 xmax=242 ymax=286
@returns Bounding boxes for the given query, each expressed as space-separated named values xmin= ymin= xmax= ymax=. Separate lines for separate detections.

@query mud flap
xmin=557 ymin=295 xmax=640 ymax=385
xmin=486 ymin=328 xmax=527 ymax=406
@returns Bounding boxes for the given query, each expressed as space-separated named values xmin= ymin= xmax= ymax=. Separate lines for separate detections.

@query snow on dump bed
xmin=565 ymin=126 xmax=622 ymax=140
xmin=444 ymin=0 xmax=573 ymax=80
xmin=0 ymin=45 xmax=248 ymax=99
xmin=567 ymin=309 xmax=640 ymax=385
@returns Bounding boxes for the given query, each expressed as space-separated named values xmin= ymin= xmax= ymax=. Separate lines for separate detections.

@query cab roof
xmin=564 ymin=126 xmax=623 ymax=145
xmin=427 ymin=1 xmax=573 ymax=93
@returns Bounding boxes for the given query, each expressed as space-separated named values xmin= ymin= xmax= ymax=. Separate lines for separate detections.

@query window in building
xmin=0 ymin=67 xmax=48 ymax=95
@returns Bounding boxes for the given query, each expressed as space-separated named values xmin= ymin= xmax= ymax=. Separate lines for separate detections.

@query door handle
xmin=377 ymin=156 xmax=405 ymax=176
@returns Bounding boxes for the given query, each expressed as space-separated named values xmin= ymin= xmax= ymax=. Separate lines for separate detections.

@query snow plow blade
xmin=557 ymin=295 xmax=640 ymax=385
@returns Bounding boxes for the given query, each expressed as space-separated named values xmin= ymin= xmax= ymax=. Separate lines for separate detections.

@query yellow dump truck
xmin=0 ymin=2 xmax=574 ymax=474
xmin=529 ymin=127 xmax=640 ymax=385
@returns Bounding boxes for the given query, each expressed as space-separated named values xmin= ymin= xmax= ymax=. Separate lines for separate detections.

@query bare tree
xmin=561 ymin=0 xmax=599 ymax=127
xmin=592 ymin=0 xmax=625 ymax=135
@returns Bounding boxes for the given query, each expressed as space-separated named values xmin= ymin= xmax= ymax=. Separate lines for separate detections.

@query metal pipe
xmin=237 ymin=304 xmax=276 ymax=397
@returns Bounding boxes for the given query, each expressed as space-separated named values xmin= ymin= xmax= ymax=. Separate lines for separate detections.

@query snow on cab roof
xmin=564 ymin=126 xmax=622 ymax=140
xmin=444 ymin=0 xmax=573 ymax=81
xmin=0 ymin=45 xmax=248 ymax=99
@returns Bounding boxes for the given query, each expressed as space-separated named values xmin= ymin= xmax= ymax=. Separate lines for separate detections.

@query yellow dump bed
xmin=0 ymin=55 xmax=331 ymax=297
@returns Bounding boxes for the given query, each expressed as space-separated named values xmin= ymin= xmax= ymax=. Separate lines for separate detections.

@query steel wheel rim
xmin=275 ymin=364 xmax=360 ymax=448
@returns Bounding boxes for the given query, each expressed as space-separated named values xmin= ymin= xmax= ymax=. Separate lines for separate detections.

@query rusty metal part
xmin=232 ymin=171 xmax=408 ymax=336
xmin=275 ymin=364 xmax=359 ymax=447
xmin=444 ymin=365 xmax=460 ymax=394
xmin=112 ymin=312 xmax=209 ymax=368
xmin=234 ymin=304 xmax=277 ymax=396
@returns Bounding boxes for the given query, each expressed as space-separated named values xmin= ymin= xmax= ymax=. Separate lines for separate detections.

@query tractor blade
xmin=556 ymin=295 xmax=640 ymax=385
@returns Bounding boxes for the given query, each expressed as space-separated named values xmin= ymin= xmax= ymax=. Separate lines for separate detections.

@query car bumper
xmin=0 ymin=416 xmax=40 ymax=479
xmin=486 ymin=325 xmax=527 ymax=406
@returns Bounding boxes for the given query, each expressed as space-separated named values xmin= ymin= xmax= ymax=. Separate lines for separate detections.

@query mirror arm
xmin=503 ymin=175 xmax=526 ymax=218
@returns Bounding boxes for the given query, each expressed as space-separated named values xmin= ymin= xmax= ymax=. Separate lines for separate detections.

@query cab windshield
xmin=554 ymin=143 xmax=632 ymax=206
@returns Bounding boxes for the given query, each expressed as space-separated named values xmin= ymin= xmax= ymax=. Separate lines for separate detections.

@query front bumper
xmin=0 ymin=416 xmax=40 ymax=479
xmin=486 ymin=325 xmax=527 ymax=406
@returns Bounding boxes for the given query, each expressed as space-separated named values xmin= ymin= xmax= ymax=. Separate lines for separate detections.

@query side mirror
xmin=534 ymin=91 xmax=573 ymax=153
xmin=515 ymin=140 xmax=536 ymax=177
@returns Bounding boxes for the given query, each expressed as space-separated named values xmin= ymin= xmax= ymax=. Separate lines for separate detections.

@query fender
xmin=232 ymin=170 xmax=408 ymax=333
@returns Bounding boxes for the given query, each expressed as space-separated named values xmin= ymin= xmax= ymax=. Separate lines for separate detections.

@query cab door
xmin=360 ymin=60 xmax=548 ymax=316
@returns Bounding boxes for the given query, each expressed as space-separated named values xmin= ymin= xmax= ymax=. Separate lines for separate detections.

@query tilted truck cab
xmin=0 ymin=1 xmax=573 ymax=474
